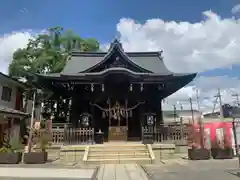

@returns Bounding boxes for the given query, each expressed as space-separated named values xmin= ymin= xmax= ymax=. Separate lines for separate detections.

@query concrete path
xmin=0 ymin=167 xmax=95 ymax=179
xmin=143 ymin=158 xmax=240 ymax=180
xmin=97 ymin=164 xmax=148 ymax=180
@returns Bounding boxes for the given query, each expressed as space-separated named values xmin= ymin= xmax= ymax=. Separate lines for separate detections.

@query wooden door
xmin=108 ymin=126 xmax=127 ymax=141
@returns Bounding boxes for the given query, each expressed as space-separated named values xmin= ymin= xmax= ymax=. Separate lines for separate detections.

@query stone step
xmin=88 ymin=152 xmax=150 ymax=157
xmin=86 ymin=157 xmax=151 ymax=164
xmin=89 ymin=148 xmax=148 ymax=152
xmin=88 ymin=154 xmax=150 ymax=159
xmin=89 ymin=144 xmax=146 ymax=148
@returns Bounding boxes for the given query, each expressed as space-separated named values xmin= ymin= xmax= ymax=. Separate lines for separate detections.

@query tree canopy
xmin=8 ymin=26 xmax=100 ymax=79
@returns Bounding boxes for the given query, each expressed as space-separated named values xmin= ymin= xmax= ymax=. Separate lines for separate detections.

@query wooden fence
xmin=49 ymin=123 xmax=189 ymax=145
xmin=50 ymin=127 xmax=94 ymax=145
xmin=142 ymin=124 xmax=189 ymax=143
xmin=64 ymin=128 xmax=94 ymax=145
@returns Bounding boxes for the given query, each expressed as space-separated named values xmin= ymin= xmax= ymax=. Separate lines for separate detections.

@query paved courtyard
xmin=1 ymin=158 xmax=240 ymax=179
xmin=143 ymin=158 xmax=240 ymax=180
xmin=0 ymin=167 xmax=97 ymax=180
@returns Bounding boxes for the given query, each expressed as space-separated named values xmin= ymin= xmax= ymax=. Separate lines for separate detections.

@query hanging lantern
xmin=101 ymin=84 xmax=105 ymax=92
xmin=140 ymin=83 xmax=144 ymax=92
xmin=91 ymin=84 xmax=94 ymax=92
xmin=102 ymin=111 xmax=106 ymax=118
xmin=129 ymin=84 xmax=133 ymax=91
xmin=129 ymin=110 xmax=133 ymax=117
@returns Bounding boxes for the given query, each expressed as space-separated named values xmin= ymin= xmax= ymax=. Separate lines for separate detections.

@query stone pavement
xmin=0 ymin=167 xmax=96 ymax=179
xmin=143 ymin=158 xmax=240 ymax=180
xmin=1 ymin=158 xmax=240 ymax=180
xmin=97 ymin=164 xmax=148 ymax=180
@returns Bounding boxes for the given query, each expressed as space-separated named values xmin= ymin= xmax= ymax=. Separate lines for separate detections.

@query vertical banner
xmin=204 ymin=128 xmax=211 ymax=149
xmin=230 ymin=127 xmax=236 ymax=156
xmin=236 ymin=123 xmax=240 ymax=146
xmin=216 ymin=128 xmax=224 ymax=147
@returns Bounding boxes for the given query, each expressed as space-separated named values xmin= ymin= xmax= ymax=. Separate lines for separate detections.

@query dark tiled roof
xmin=0 ymin=72 xmax=28 ymax=89
xmin=62 ymin=54 xmax=104 ymax=74
xmin=62 ymin=39 xmax=173 ymax=74
xmin=0 ymin=106 xmax=29 ymax=117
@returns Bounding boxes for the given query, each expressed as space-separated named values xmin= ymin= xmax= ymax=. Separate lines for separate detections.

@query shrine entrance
xmin=91 ymin=98 xmax=144 ymax=142
xmin=108 ymin=100 xmax=127 ymax=141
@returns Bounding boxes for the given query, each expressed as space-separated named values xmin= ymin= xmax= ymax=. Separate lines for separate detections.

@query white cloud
xmin=115 ymin=10 xmax=240 ymax=73
xmin=232 ymin=4 xmax=240 ymax=14
xmin=107 ymin=9 xmax=240 ymax=111
xmin=163 ymin=76 xmax=240 ymax=112
xmin=0 ymin=30 xmax=36 ymax=74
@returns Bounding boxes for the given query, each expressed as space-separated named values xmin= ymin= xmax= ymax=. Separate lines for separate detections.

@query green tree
xmin=8 ymin=26 xmax=100 ymax=79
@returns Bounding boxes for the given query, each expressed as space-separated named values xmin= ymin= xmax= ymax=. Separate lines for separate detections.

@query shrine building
xmin=34 ymin=39 xmax=196 ymax=142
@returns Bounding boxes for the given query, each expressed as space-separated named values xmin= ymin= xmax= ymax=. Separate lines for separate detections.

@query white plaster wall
xmin=9 ymin=125 xmax=20 ymax=145
xmin=0 ymin=76 xmax=17 ymax=109
xmin=26 ymin=100 xmax=41 ymax=120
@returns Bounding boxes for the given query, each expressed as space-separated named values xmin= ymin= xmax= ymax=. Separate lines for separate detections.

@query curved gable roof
xmin=62 ymin=39 xmax=172 ymax=75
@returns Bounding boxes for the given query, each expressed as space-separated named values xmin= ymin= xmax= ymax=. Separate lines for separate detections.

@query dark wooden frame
xmin=211 ymin=148 xmax=234 ymax=159
xmin=188 ymin=148 xmax=211 ymax=160
xmin=23 ymin=152 xmax=48 ymax=164
xmin=0 ymin=152 xmax=22 ymax=164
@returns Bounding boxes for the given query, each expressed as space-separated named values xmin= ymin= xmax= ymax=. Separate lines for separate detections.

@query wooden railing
xmin=64 ymin=128 xmax=94 ymax=145
xmin=52 ymin=128 xmax=65 ymax=144
xmin=50 ymin=127 xmax=94 ymax=145
xmin=52 ymin=123 xmax=67 ymax=129
xmin=49 ymin=123 xmax=188 ymax=145
xmin=142 ymin=124 xmax=189 ymax=143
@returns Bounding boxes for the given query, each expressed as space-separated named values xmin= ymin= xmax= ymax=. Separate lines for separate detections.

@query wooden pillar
xmin=156 ymin=100 xmax=163 ymax=125
xmin=108 ymin=98 xmax=111 ymax=126
xmin=91 ymin=101 xmax=95 ymax=130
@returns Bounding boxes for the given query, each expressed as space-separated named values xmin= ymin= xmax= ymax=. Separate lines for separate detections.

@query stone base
xmin=23 ymin=152 xmax=48 ymax=164
xmin=211 ymin=148 xmax=234 ymax=159
xmin=175 ymin=140 xmax=188 ymax=154
xmin=0 ymin=152 xmax=22 ymax=164
xmin=188 ymin=148 xmax=211 ymax=160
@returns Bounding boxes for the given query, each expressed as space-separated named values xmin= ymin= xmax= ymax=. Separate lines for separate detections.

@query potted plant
xmin=23 ymin=127 xmax=52 ymax=164
xmin=187 ymin=123 xmax=211 ymax=160
xmin=0 ymin=134 xmax=23 ymax=164
xmin=211 ymin=133 xmax=234 ymax=159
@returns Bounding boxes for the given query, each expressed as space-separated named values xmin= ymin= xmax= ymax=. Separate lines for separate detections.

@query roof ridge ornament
xmin=108 ymin=37 xmax=124 ymax=52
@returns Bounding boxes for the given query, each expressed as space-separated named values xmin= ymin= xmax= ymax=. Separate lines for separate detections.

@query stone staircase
xmin=83 ymin=144 xmax=155 ymax=164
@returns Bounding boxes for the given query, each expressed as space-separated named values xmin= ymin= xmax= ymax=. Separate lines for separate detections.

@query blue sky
xmin=0 ymin=0 xmax=237 ymax=43
xmin=0 ymin=0 xmax=240 ymax=110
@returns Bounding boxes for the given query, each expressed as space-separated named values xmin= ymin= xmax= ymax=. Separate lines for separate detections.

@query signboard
xmin=204 ymin=128 xmax=211 ymax=149
xmin=230 ymin=127 xmax=236 ymax=156
xmin=235 ymin=122 xmax=240 ymax=146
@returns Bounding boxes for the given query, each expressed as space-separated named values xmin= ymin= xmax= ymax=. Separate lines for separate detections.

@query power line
xmin=232 ymin=93 xmax=240 ymax=106
xmin=196 ymin=89 xmax=200 ymax=112
xmin=213 ymin=88 xmax=224 ymax=120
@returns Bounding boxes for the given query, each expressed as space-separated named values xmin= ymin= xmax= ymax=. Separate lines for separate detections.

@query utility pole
xmin=214 ymin=88 xmax=224 ymax=120
xmin=189 ymin=97 xmax=194 ymax=124
xmin=179 ymin=103 xmax=184 ymax=140
xmin=173 ymin=104 xmax=176 ymax=122
xmin=232 ymin=93 xmax=240 ymax=106
xmin=27 ymin=90 xmax=36 ymax=153
xmin=196 ymin=89 xmax=200 ymax=112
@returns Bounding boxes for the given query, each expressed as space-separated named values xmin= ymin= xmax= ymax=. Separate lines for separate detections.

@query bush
xmin=188 ymin=121 xmax=209 ymax=149
xmin=27 ymin=123 xmax=52 ymax=152
xmin=0 ymin=133 xmax=23 ymax=153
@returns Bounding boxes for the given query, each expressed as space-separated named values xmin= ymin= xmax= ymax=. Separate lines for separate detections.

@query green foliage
xmin=28 ymin=123 xmax=52 ymax=152
xmin=36 ymin=129 xmax=52 ymax=152
xmin=9 ymin=136 xmax=23 ymax=151
xmin=0 ymin=147 xmax=13 ymax=153
xmin=8 ymin=26 xmax=100 ymax=79
xmin=0 ymin=134 xmax=23 ymax=153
